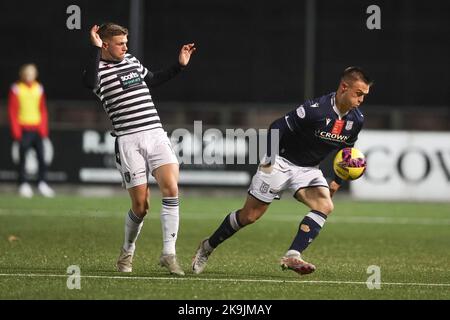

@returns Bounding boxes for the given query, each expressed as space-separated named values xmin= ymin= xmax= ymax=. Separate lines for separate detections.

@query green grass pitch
xmin=0 ymin=194 xmax=449 ymax=300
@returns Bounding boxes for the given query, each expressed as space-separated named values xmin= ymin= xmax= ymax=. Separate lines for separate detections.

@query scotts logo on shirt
xmin=117 ymin=70 xmax=142 ymax=89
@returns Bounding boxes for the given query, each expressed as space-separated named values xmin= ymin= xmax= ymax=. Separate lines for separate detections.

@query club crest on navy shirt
xmin=346 ymin=121 xmax=354 ymax=131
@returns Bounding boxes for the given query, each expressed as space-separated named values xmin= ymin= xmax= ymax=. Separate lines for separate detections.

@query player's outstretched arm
xmin=146 ymin=43 xmax=196 ymax=88
xmin=82 ymin=25 xmax=102 ymax=89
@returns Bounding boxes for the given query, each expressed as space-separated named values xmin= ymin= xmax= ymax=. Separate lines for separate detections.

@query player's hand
xmin=178 ymin=43 xmax=196 ymax=66
xmin=329 ymin=180 xmax=341 ymax=198
xmin=90 ymin=25 xmax=103 ymax=48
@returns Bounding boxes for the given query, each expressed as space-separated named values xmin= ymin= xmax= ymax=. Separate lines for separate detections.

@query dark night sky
xmin=1 ymin=0 xmax=449 ymax=106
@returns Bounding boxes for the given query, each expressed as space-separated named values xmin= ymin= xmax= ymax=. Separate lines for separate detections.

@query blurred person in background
xmin=7 ymin=63 xmax=55 ymax=198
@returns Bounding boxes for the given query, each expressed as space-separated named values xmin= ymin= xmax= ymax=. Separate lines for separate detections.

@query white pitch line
xmin=0 ymin=273 xmax=449 ymax=288
xmin=1 ymin=209 xmax=450 ymax=226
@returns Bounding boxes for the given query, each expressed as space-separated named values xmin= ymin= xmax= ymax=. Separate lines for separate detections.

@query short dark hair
xmin=341 ymin=66 xmax=373 ymax=86
xmin=97 ymin=22 xmax=128 ymax=40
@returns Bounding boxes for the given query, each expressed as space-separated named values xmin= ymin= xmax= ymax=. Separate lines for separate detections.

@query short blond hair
xmin=98 ymin=22 xmax=128 ymax=40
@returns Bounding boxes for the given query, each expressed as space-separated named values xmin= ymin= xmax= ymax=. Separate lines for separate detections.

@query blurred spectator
xmin=7 ymin=63 xmax=54 ymax=198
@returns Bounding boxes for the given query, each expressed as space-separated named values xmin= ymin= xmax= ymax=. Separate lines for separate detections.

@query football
xmin=333 ymin=147 xmax=367 ymax=181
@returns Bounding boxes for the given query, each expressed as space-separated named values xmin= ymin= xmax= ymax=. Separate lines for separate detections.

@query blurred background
xmin=0 ymin=0 xmax=449 ymax=201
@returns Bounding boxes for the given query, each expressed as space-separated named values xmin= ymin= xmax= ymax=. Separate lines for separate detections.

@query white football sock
xmin=285 ymin=249 xmax=301 ymax=257
xmin=160 ymin=197 xmax=179 ymax=255
xmin=123 ymin=209 xmax=144 ymax=253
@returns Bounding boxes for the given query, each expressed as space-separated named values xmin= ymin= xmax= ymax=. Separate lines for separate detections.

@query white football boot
xmin=116 ymin=248 xmax=134 ymax=272
xmin=159 ymin=254 xmax=185 ymax=276
xmin=280 ymin=250 xmax=316 ymax=275
xmin=192 ymin=238 xmax=214 ymax=274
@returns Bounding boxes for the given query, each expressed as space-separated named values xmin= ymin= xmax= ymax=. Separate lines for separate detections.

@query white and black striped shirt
xmin=93 ymin=53 xmax=161 ymax=136
xmin=83 ymin=46 xmax=183 ymax=136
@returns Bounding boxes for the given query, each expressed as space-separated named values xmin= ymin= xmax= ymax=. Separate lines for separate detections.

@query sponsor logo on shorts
xmin=124 ymin=172 xmax=131 ymax=183
xmin=133 ymin=170 xmax=146 ymax=177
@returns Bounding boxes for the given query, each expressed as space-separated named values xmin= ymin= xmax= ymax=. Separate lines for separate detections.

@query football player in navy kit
xmin=192 ymin=67 xmax=372 ymax=275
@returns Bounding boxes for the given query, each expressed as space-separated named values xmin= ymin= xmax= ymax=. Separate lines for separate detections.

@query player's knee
xmin=238 ymin=208 xmax=263 ymax=225
xmin=160 ymin=184 xmax=178 ymax=198
xmin=132 ymin=199 xmax=148 ymax=217
xmin=319 ymin=199 xmax=334 ymax=215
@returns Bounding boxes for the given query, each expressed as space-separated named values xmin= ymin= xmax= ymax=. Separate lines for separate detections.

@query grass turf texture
xmin=0 ymin=194 xmax=449 ymax=300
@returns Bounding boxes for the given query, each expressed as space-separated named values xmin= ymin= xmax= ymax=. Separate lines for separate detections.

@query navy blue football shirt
xmin=270 ymin=92 xmax=364 ymax=167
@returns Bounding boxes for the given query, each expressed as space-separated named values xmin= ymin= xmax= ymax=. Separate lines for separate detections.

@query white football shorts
xmin=115 ymin=128 xmax=178 ymax=189
xmin=248 ymin=155 xmax=329 ymax=203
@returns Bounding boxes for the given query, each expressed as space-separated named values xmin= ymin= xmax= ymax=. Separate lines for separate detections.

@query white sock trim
xmin=285 ymin=250 xmax=301 ymax=257
xmin=229 ymin=211 xmax=241 ymax=231
xmin=306 ymin=211 xmax=326 ymax=228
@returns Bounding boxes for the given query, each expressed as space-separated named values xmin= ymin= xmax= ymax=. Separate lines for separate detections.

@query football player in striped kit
xmin=192 ymin=67 xmax=372 ymax=276
xmin=83 ymin=23 xmax=196 ymax=275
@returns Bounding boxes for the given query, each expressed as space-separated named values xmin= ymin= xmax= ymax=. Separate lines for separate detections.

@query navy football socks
xmin=288 ymin=210 xmax=327 ymax=253
xmin=208 ymin=210 xmax=243 ymax=248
